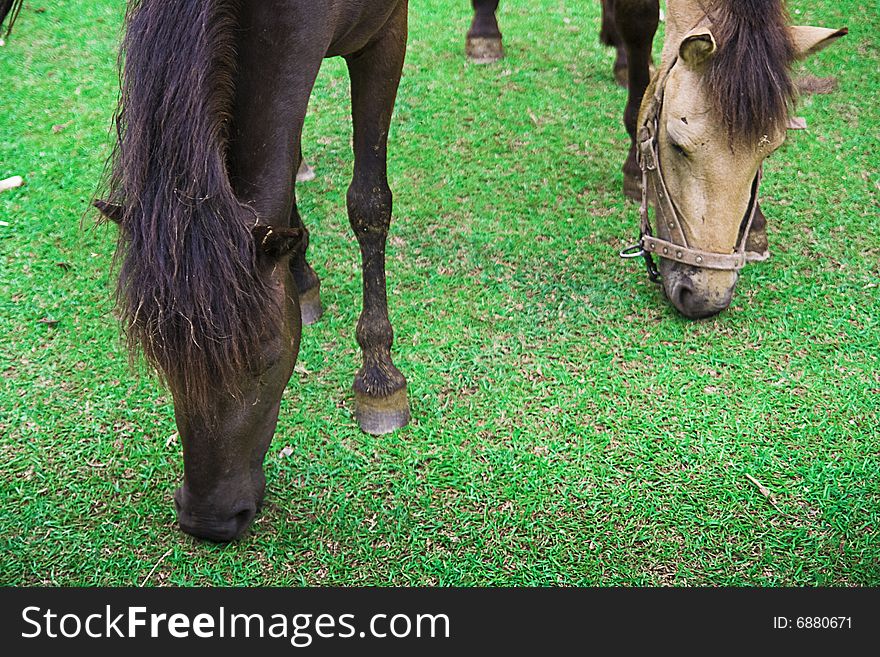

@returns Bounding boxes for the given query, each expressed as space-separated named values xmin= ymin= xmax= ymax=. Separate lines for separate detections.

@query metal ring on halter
xmin=620 ymin=244 xmax=646 ymax=259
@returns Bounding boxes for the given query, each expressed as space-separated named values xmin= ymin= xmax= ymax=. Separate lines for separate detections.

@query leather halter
xmin=621 ymin=57 xmax=763 ymax=283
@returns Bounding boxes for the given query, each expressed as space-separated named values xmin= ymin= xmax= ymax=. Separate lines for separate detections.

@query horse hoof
xmin=746 ymin=220 xmax=770 ymax=262
xmin=296 ymin=159 xmax=316 ymax=183
xmin=355 ymin=387 xmax=410 ymax=435
xmin=299 ymin=285 xmax=323 ymax=325
xmin=466 ymin=36 xmax=504 ymax=64
xmin=623 ymin=174 xmax=642 ymax=202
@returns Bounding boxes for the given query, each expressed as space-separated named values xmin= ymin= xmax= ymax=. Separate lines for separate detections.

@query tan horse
xmin=625 ymin=0 xmax=846 ymax=318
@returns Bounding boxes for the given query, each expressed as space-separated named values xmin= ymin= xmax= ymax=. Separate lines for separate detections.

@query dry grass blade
xmin=140 ymin=548 xmax=173 ymax=587
xmin=744 ymin=473 xmax=782 ymax=512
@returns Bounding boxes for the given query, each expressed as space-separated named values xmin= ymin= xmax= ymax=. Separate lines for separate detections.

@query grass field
xmin=1 ymin=0 xmax=877 ymax=586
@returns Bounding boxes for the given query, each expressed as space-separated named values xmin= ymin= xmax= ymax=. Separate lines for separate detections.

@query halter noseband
xmin=620 ymin=58 xmax=763 ymax=283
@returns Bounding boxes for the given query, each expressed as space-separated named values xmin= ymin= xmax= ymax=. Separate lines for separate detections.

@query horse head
xmin=640 ymin=0 xmax=845 ymax=318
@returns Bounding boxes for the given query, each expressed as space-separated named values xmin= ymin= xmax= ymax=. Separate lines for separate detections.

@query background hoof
xmin=623 ymin=174 xmax=642 ymax=202
xmin=355 ymin=387 xmax=410 ymax=435
xmin=299 ymin=285 xmax=323 ymax=325
xmin=745 ymin=204 xmax=769 ymax=260
xmin=466 ymin=36 xmax=504 ymax=64
xmin=296 ymin=159 xmax=316 ymax=183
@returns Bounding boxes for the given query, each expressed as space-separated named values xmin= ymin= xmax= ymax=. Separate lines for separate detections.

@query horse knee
xmin=347 ymin=181 xmax=392 ymax=234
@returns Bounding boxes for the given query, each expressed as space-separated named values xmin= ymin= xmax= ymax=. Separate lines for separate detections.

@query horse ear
xmin=252 ymin=224 xmax=304 ymax=260
xmin=789 ymin=26 xmax=847 ymax=60
xmin=93 ymin=199 xmax=124 ymax=224
xmin=679 ymin=28 xmax=717 ymax=67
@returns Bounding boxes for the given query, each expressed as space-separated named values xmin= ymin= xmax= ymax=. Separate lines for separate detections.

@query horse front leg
xmin=615 ymin=0 xmax=659 ymax=201
xmin=344 ymin=4 xmax=410 ymax=435
xmin=467 ymin=0 xmax=503 ymax=63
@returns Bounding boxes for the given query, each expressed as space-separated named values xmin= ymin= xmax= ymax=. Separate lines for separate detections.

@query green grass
xmin=1 ymin=0 xmax=878 ymax=586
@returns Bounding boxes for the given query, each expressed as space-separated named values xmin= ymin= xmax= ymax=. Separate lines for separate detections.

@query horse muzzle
xmin=174 ymin=487 xmax=258 ymax=542
xmin=661 ymin=262 xmax=738 ymax=319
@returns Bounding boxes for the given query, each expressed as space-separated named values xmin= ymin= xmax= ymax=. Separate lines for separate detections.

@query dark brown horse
xmin=95 ymin=0 xmax=411 ymax=542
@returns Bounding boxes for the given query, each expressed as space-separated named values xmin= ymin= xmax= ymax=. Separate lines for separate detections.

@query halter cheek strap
xmin=620 ymin=58 xmax=763 ymax=283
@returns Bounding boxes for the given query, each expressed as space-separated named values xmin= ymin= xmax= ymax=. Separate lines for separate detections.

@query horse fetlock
xmin=356 ymin=312 xmax=393 ymax=350
xmin=354 ymin=350 xmax=406 ymax=391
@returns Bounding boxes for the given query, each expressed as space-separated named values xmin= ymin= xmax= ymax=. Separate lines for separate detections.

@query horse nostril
xmin=671 ymin=279 xmax=694 ymax=310
xmin=669 ymin=277 xmax=732 ymax=320
xmin=676 ymin=284 xmax=693 ymax=309
xmin=231 ymin=506 xmax=256 ymax=531
xmin=173 ymin=487 xmax=185 ymax=513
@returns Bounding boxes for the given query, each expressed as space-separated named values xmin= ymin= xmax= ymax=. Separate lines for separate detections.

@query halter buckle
xmin=638 ymin=139 xmax=656 ymax=172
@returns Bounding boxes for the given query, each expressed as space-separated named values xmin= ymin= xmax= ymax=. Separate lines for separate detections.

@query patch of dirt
xmin=796 ymin=75 xmax=838 ymax=95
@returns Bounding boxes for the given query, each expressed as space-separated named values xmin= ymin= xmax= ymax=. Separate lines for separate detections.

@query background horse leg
xmin=288 ymin=182 xmax=323 ymax=325
xmin=615 ymin=0 xmax=659 ymax=201
xmin=290 ymin=145 xmax=322 ymax=325
xmin=467 ymin=0 xmax=503 ymax=63
xmin=600 ymin=0 xmax=629 ymax=86
xmin=345 ymin=6 xmax=410 ymax=435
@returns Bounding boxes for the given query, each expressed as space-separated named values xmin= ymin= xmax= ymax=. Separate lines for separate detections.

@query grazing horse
xmin=95 ymin=0 xmax=411 ymax=542
xmin=618 ymin=0 xmax=845 ymax=317
xmin=465 ymin=1 xmax=844 ymax=318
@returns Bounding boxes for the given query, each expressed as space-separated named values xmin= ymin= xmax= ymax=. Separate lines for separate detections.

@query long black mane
xmin=704 ymin=0 xmax=796 ymax=143
xmin=106 ymin=0 xmax=276 ymax=414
